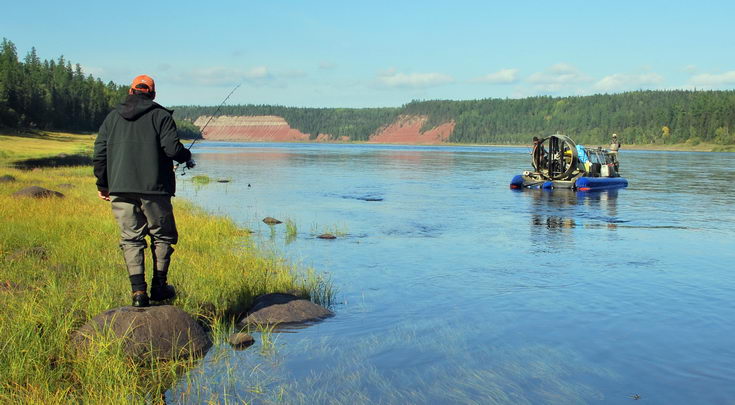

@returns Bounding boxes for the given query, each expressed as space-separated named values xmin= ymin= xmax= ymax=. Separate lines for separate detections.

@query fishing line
xmin=180 ymin=83 xmax=241 ymax=175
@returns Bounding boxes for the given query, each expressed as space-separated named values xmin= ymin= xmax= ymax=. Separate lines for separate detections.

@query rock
xmin=71 ymin=305 xmax=211 ymax=361
xmin=56 ymin=183 xmax=75 ymax=189
xmin=216 ymin=179 xmax=231 ymax=183
xmin=12 ymin=186 xmax=64 ymax=199
xmin=318 ymin=233 xmax=337 ymax=239
xmin=228 ymin=332 xmax=255 ymax=349
xmin=238 ymin=293 xmax=333 ymax=327
xmin=0 ymin=175 xmax=16 ymax=183
xmin=263 ymin=217 xmax=282 ymax=225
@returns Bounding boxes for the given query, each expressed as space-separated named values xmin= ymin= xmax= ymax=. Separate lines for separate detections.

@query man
xmin=609 ymin=133 xmax=621 ymax=171
xmin=531 ymin=136 xmax=547 ymax=171
xmin=93 ymin=75 xmax=195 ymax=307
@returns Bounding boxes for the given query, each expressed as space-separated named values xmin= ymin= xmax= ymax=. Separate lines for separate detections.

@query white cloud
xmin=280 ymin=69 xmax=307 ymax=78
xmin=243 ymin=66 xmax=270 ymax=79
xmin=79 ymin=65 xmax=104 ymax=77
xmin=593 ymin=72 xmax=664 ymax=92
xmin=689 ymin=71 xmax=735 ymax=87
xmin=376 ymin=69 xmax=454 ymax=88
xmin=527 ymin=63 xmax=591 ymax=92
xmin=472 ymin=68 xmax=519 ymax=84
xmin=319 ymin=61 xmax=336 ymax=70
xmin=682 ymin=65 xmax=698 ymax=74
xmin=181 ymin=66 xmax=271 ymax=86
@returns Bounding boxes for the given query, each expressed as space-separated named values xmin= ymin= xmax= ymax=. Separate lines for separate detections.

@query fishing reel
xmin=175 ymin=159 xmax=197 ymax=176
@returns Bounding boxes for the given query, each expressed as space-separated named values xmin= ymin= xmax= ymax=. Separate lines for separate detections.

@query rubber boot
xmin=132 ymin=290 xmax=150 ymax=307
xmin=150 ymin=243 xmax=176 ymax=301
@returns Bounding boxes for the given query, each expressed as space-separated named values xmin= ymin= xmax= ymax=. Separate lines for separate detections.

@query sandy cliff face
xmin=367 ymin=115 xmax=454 ymax=145
xmin=193 ymin=115 xmax=325 ymax=142
xmin=192 ymin=114 xmax=454 ymax=144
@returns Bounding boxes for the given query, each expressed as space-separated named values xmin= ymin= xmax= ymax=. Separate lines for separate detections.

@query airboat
xmin=510 ymin=134 xmax=628 ymax=191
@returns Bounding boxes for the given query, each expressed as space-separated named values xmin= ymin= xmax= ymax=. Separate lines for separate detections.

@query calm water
xmin=171 ymin=143 xmax=735 ymax=404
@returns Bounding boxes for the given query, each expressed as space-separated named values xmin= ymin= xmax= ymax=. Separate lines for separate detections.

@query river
xmin=170 ymin=142 xmax=735 ymax=404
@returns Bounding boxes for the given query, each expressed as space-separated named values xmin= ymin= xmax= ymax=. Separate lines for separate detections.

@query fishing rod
xmin=180 ymin=83 xmax=241 ymax=175
xmin=188 ymin=83 xmax=241 ymax=150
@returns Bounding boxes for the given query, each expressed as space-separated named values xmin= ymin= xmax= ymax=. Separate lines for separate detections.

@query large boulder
xmin=238 ymin=293 xmax=333 ymax=327
xmin=71 ymin=305 xmax=211 ymax=361
xmin=12 ymin=186 xmax=64 ymax=198
xmin=262 ymin=217 xmax=282 ymax=225
xmin=228 ymin=332 xmax=255 ymax=350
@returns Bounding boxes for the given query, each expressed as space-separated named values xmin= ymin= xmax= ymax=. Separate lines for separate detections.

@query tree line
xmin=174 ymin=90 xmax=735 ymax=145
xmin=0 ymin=38 xmax=128 ymax=131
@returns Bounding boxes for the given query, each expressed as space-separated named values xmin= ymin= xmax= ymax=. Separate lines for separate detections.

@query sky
xmin=4 ymin=0 xmax=735 ymax=108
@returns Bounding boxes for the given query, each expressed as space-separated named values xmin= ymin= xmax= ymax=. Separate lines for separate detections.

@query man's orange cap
xmin=129 ymin=75 xmax=155 ymax=94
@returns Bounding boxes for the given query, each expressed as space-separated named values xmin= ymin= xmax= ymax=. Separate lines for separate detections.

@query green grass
xmin=0 ymin=131 xmax=95 ymax=161
xmin=0 ymin=133 xmax=334 ymax=403
xmin=190 ymin=175 xmax=212 ymax=185
xmin=310 ymin=222 xmax=349 ymax=237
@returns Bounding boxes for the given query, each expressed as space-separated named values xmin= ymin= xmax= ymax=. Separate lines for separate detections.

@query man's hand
xmin=98 ymin=189 xmax=110 ymax=201
xmin=185 ymin=159 xmax=196 ymax=169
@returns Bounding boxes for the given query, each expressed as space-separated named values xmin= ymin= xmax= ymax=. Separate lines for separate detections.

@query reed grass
xmin=0 ymin=132 xmax=334 ymax=403
xmin=310 ymin=222 xmax=349 ymax=237
xmin=284 ymin=219 xmax=298 ymax=244
xmin=190 ymin=175 xmax=212 ymax=185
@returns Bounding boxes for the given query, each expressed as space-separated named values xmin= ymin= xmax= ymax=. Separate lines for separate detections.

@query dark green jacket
xmin=93 ymin=95 xmax=191 ymax=196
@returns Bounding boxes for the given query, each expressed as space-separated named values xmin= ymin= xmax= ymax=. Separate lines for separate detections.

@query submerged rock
xmin=318 ymin=233 xmax=337 ymax=239
xmin=12 ymin=186 xmax=64 ymax=199
xmin=228 ymin=332 xmax=255 ymax=350
xmin=71 ymin=305 xmax=211 ymax=361
xmin=263 ymin=217 xmax=282 ymax=225
xmin=0 ymin=175 xmax=16 ymax=183
xmin=216 ymin=179 xmax=231 ymax=183
xmin=238 ymin=293 xmax=333 ymax=327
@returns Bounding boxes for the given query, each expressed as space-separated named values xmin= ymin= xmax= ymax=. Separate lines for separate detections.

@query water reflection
xmin=526 ymin=189 xmax=622 ymax=251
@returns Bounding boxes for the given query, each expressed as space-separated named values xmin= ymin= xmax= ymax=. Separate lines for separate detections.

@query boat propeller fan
xmin=531 ymin=134 xmax=579 ymax=181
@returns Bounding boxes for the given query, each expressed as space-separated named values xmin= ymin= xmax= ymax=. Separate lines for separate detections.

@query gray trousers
xmin=111 ymin=193 xmax=178 ymax=277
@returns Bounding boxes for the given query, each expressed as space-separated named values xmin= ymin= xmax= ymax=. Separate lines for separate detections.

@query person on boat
xmin=93 ymin=75 xmax=196 ymax=307
xmin=609 ymin=133 xmax=621 ymax=171
xmin=532 ymin=136 xmax=547 ymax=170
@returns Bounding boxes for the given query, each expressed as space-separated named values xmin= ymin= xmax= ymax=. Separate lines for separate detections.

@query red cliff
xmin=192 ymin=114 xmax=453 ymax=144
xmin=367 ymin=115 xmax=454 ymax=145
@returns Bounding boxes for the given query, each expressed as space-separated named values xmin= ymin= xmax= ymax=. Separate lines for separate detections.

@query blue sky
xmin=5 ymin=0 xmax=735 ymax=107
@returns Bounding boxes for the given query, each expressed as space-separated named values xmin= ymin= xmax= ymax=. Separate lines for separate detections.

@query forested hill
xmin=174 ymin=90 xmax=735 ymax=145
xmin=0 ymin=39 xmax=127 ymax=131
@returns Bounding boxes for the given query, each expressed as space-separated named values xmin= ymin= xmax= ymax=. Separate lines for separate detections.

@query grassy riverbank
xmin=0 ymin=132 xmax=333 ymax=403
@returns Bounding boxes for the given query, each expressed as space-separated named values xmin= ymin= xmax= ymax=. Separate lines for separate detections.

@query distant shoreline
xmin=192 ymin=137 xmax=734 ymax=153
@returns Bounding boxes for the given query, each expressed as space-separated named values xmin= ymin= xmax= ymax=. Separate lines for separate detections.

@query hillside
xmin=173 ymin=90 xmax=735 ymax=147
